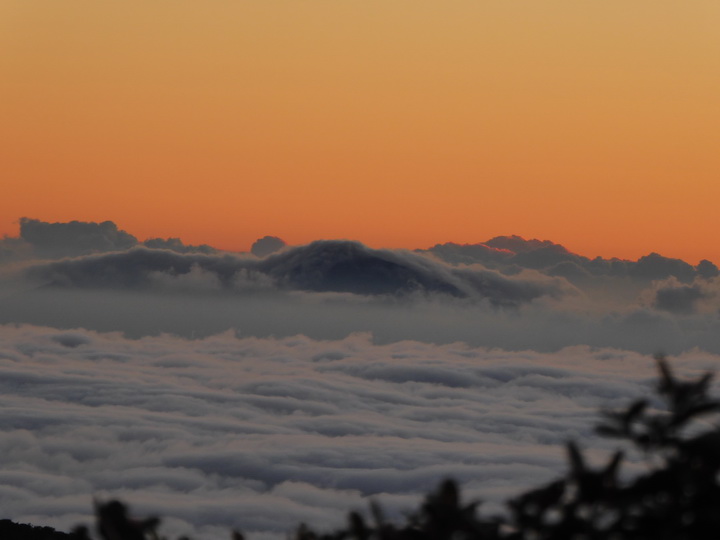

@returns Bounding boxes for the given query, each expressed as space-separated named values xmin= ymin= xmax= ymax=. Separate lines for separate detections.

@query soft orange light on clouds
xmin=2 ymin=1 xmax=719 ymax=262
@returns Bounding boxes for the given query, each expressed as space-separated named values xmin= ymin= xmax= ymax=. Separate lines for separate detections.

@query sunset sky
xmin=2 ymin=1 xmax=719 ymax=262
xmin=4 ymin=4 xmax=720 ymax=536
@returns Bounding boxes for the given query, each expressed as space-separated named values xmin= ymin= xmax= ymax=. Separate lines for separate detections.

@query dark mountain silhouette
xmin=259 ymin=240 xmax=464 ymax=296
xmin=0 ymin=519 xmax=72 ymax=540
xmin=25 ymin=240 xmax=566 ymax=305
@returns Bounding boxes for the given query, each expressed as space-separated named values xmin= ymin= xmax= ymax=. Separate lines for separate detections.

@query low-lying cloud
xmin=2 ymin=324 xmax=716 ymax=539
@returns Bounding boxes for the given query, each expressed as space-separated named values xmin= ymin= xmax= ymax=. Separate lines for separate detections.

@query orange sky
xmin=2 ymin=1 xmax=719 ymax=263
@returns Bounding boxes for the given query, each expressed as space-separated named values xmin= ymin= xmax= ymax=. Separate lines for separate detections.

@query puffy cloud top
xmin=630 ymin=253 xmax=696 ymax=283
xmin=484 ymin=235 xmax=567 ymax=254
xmin=426 ymin=237 xmax=710 ymax=285
xmin=19 ymin=217 xmax=138 ymax=258
xmin=2 ymin=219 xmax=217 ymax=262
xmin=251 ymin=236 xmax=286 ymax=257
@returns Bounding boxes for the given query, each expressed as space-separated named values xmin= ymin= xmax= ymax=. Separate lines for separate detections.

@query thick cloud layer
xmin=18 ymin=218 xmax=138 ymax=258
xmin=4 ymin=220 xmax=720 ymax=353
xmin=4 ymin=220 xmax=716 ymax=290
xmin=251 ymin=236 xmax=286 ymax=258
xmin=0 ymin=218 xmax=216 ymax=263
xmin=20 ymin=241 xmax=570 ymax=306
xmin=425 ymin=237 xmax=717 ymax=285
xmin=2 ymin=324 xmax=717 ymax=539
xmin=5 ymin=284 xmax=720 ymax=353
xmin=3 ymin=220 xmax=720 ymax=537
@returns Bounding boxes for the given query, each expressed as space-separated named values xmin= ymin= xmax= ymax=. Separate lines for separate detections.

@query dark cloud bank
xmin=3 ymin=219 xmax=720 ymax=538
xmin=3 ymin=218 xmax=720 ymax=353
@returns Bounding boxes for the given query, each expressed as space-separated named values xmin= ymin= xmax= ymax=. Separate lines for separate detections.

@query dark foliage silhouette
xmin=93 ymin=500 xmax=161 ymax=540
xmin=3 ymin=356 xmax=720 ymax=539
xmin=0 ymin=519 xmax=72 ymax=540
xmin=291 ymin=356 xmax=720 ymax=540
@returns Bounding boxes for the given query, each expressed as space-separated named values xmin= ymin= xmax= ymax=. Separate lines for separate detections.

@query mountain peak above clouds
xmin=3 ymin=219 xmax=720 ymax=352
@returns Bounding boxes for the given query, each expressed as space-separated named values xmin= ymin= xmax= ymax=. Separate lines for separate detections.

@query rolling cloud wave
xmin=3 ymin=325 xmax=715 ymax=539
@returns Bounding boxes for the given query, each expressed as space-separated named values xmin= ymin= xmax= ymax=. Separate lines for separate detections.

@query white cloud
xmin=0 ymin=324 xmax=716 ymax=538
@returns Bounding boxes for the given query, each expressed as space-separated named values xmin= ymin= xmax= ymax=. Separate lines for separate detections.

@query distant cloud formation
xmin=19 ymin=239 xmax=569 ymax=307
xmin=2 ymin=324 xmax=716 ymax=540
xmin=5 ymin=219 xmax=714 ymax=286
xmin=19 ymin=217 xmax=138 ymax=258
xmin=647 ymin=276 xmax=719 ymax=315
xmin=0 ymin=218 xmax=216 ymax=262
xmin=425 ymin=237 xmax=712 ymax=284
xmin=251 ymin=236 xmax=286 ymax=257
xmin=3 ymin=218 xmax=720 ymax=353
